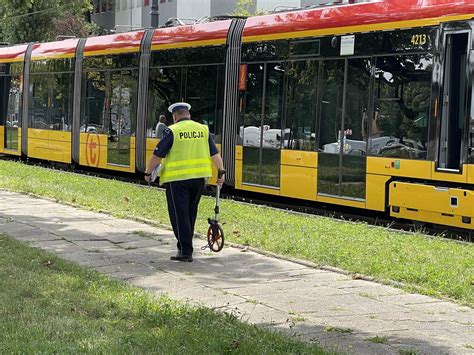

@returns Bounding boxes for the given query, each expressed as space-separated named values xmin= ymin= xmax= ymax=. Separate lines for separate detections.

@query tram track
xmin=2 ymin=155 xmax=472 ymax=243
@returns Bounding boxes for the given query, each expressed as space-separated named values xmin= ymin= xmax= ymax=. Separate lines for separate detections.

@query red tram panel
xmin=242 ymin=0 xmax=474 ymax=41
xmin=31 ymin=39 xmax=79 ymax=60
xmin=151 ymin=20 xmax=232 ymax=49
xmin=83 ymin=30 xmax=146 ymax=56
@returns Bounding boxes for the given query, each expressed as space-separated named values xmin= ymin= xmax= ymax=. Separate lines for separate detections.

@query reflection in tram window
xmin=147 ymin=67 xmax=182 ymax=138
xmin=318 ymin=60 xmax=344 ymax=196
xmin=369 ymin=54 xmax=432 ymax=160
xmin=107 ymin=70 xmax=138 ymax=166
xmin=242 ymin=64 xmax=264 ymax=185
xmin=29 ymin=59 xmax=74 ymax=131
xmin=185 ymin=65 xmax=224 ymax=142
xmin=286 ymin=59 xmax=318 ymax=151
xmin=261 ymin=62 xmax=284 ymax=187
xmin=81 ymin=53 xmax=139 ymax=138
xmin=241 ymin=62 xmax=284 ymax=187
xmin=81 ymin=53 xmax=138 ymax=167
xmin=82 ymin=70 xmax=107 ymax=134
xmin=147 ymin=47 xmax=226 ymax=140
xmin=241 ymin=40 xmax=290 ymax=63
xmin=341 ymin=58 xmax=371 ymax=199
xmin=0 ymin=63 xmax=22 ymax=150
xmin=319 ymin=60 xmax=344 ymax=152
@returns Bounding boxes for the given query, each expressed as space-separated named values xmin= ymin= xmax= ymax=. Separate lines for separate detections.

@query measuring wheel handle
xmin=207 ymin=218 xmax=224 ymax=252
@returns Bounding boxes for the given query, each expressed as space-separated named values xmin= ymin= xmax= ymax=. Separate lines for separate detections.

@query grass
xmin=0 ymin=159 xmax=473 ymax=307
xmin=398 ymin=350 xmax=419 ymax=355
xmin=364 ymin=336 xmax=388 ymax=344
xmin=0 ymin=234 xmax=327 ymax=354
xmin=130 ymin=230 xmax=157 ymax=239
xmin=324 ymin=326 xmax=353 ymax=334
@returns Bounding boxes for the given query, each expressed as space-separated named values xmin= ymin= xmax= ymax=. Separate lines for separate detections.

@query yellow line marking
xmin=84 ymin=47 xmax=140 ymax=57
xmin=31 ymin=53 xmax=76 ymax=61
xmin=151 ymin=38 xmax=226 ymax=50
xmin=0 ymin=58 xmax=24 ymax=63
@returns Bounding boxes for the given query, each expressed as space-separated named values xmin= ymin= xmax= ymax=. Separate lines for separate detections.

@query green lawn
xmin=0 ymin=234 xmax=327 ymax=353
xmin=0 ymin=159 xmax=473 ymax=307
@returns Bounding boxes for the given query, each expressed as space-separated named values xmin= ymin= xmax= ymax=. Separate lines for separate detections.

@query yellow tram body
xmin=1 ymin=0 xmax=474 ymax=230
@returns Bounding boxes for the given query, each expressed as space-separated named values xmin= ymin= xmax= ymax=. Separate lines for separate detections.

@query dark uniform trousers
xmin=165 ymin=178 xmax=205 ymax=256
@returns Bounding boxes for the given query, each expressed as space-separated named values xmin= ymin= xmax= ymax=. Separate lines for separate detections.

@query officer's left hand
xmin=145 ymin=175 xmax=151 ymax=184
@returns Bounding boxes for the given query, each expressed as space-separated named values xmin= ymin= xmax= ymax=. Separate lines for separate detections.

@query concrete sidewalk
xmin=0 ymin=190 xmax=472 ymax=354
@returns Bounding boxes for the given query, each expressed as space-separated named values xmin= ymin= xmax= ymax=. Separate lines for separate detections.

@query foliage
xmin=0 ymin=235 xmax=327 ymax=353
xmin=0 ymin=160 xmax=473 ymax=307
xmin=0 ymin=0 xmax=93 ymax=44
xmin=231 ymin=0 xmax=266 ymax=17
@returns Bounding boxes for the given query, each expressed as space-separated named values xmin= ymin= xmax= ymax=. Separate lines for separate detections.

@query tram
xmin=0 ymin=0 xmax=473 ymax=230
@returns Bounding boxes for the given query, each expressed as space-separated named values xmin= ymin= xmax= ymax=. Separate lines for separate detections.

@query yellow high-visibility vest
xmin=159 ymin=119 xmax=212 ymax=185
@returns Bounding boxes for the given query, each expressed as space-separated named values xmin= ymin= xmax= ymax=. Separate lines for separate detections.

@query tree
xmin=230 ymin=0 xmax=266 ymax=17
xmin=0 ymin=0 xmax=94 ymax=44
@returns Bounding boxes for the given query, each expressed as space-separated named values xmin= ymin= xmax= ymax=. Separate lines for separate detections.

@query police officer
xmin=144 ymin=102 xmax=225 ymax=262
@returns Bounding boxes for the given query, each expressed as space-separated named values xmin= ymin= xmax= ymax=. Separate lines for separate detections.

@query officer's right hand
xmin=217 ymin=173 xmax=225 ymax=186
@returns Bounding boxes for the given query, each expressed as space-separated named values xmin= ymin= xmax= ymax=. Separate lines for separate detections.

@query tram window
xmin=286 ymin=59 xmax=318 ymax=151
xmin=318 ymin=60 xmax=344 ymax=195
xmin=341 ymin=58 xmax=371 ymax=199
xmin=381 ymin=29 xmax=436 ymax=53
xmin=346 ymin=58 xmax=371 ymax=151
xmin=29 ymin=66 xmax=73 ymax=132
xmin=150 ymin=47 xmax=226 ymax=67
xmin=290 ymin=39 xmax=320 ymax=57
xmin=369 ymin=54 xmax=432 ymax=160
xmin=319 ymin=60 xmax=345 ymax=151
xmin=82 ymin=70 xmax=107 ymax=134
xmin=242 ymin=63 xmax=264 ymax=185
xmin=470 ymin=77 xmax=474 ymax=164
xmin=185 ymin=65 xmax=224 ymax=142
xmin=83 ymin=53 xmax=139 ymax=71
xmin=120 ymin=70 xmax=138 ymax=136
xmin=0 ymin=75 xmax=9 ymax=125
xmin=107 ymin=69 xmax=138 ymax=166
xmin=30 ymin=59 xmax=73 ymax=73
xmin=146 ymin=66 xmax=182 ymax=138
xmin=108 ymin=70 xmax=138 ymax=137
xmin=81 ymin=68 xmax=137 ymax=137
xmin=0 ymin=63 xmax=22 ymax=127
xmin=261 ymin=62 xmax=284 ymax=187
xmin=241 ymin=40 xmax=290 ymax=63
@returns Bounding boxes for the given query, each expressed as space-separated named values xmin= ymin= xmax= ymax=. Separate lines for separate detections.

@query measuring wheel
xmin=207 ymin=218 xmax=224 ymax=252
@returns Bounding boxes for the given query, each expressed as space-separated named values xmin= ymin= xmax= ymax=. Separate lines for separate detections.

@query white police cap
xmin=168 ymin=102 xmax=191 ymax=113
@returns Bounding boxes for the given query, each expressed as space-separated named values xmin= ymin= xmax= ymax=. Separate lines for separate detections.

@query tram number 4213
xmin=411 ymin=34 xmax=427 ymax=46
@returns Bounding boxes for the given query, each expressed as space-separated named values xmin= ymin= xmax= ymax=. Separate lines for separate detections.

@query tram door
xmin=1 ymin=64 xmax=21 ymax=152
xmin=242 ymin=63 xmax=284 ymax=188
xmin=317 ymin=58 xmax=371 ymax=200
xmin=107 ymin=70 xmax=136 ymax=167
xmin=438 ymin=32 xmax=469 ymax=171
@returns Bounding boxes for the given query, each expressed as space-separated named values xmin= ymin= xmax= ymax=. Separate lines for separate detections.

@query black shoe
xmin=170 ymin=254 xmax=193 ymax=262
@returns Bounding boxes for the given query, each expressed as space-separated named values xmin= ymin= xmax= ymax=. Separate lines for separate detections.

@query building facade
xmin=92 ymin=0 xmax=369 ymax=33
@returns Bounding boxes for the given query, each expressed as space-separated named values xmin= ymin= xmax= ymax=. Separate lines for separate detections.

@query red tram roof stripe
xmin=242 ymin=0 xmax=474 ymax=41
xmin=31 ymin=38 xmax=80 ymax=60
xmin=151 ymin=20 xmax=232 ymax=49
xmin=0 ymin=44 xmax=28 ymax=63
xmin=84 ymin=31 xmax=145 ymax=56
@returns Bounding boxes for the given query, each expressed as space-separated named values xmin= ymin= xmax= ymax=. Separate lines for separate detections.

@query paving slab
xmin=14 ymin=233 xmax=63 ymax=242
xmin=1 ymin=189 xmax=473 ymax=355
